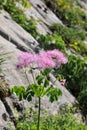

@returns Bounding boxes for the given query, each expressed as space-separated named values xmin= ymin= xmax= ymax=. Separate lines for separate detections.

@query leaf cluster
xmin=37 ymin=33 xmax=66 ymax=51
xmin=0 ymin=0 xmax=30 ymax=9
xmin=50 ymin=23 xmax=86 ymax=44
xmin=45 ymin=0 xmax=87 ymax=29
xmin=11 ymin=69 xmax=62 ymax=102
xmin=55 ymin=54 xmax=87 ymax=114
xmin=16 ymin=105 xmax=87 ymax=130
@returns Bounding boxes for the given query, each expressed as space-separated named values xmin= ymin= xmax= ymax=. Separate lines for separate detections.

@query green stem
xmin=37 ymin=97 xmax=41 ymax=130
xmin=24 ymin=69 xmax=30 ymax=85
xmin=31 ymin=69 xmax=36 ymax=84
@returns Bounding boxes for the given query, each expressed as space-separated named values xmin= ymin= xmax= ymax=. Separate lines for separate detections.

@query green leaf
xmin=32 ymin=84 xmax=45 ymax=97
xmin=44 ymin=78 xmax=49 ymax=87
xmin=21 ymin=0 xmax=31 ymax=8
xmin=36 ymin=75 xmax=44 ymax=85
xmin=11 ymin=86 xmax=25 ymax=100
xmin=24 ymin=85 xmax=35 ymax=101
xmin=41 ymin=68 xmax=51 ymax=76
xmin=47 ymin=87 xmax=62 ymax=102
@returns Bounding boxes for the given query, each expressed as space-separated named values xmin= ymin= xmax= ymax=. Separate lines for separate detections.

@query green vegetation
xmin=55 ymin=55 xmax=87 ymax=114
xmin=37 ymin=33 xmax=66 ymax=51
xmin=49 ymin=23 xmax=87 ymax=55
xmin=45 ymin=0 xmax=87 ymax=29
xmin=70 ymin=41 xmax=87 ymax=56
xmin=11 ymin=68 xmax=62 ymax=130
xmin=1 ymin=0 xmax=86 ymax=55
xmin=15 ymin=106 xmax=87 ymax=130
xmin=0 ymin=0 xmax=87 ymax=128
xmin=0 ymin=0 xmax=30 ymax=9
xmin=50 ymin=23 xmax=86 ymax=44
xmin=45 ymin=0 xmax=87 ymax=56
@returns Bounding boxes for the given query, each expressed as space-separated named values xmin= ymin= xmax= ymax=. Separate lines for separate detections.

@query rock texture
xmin=0 ymin=0 xmax=82 ymax=129
xmin=78 ymin=0 xmax=87 ymax=9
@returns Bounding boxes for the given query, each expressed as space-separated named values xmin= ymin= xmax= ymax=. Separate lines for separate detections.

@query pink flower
xmin=16 ymin=49 xmax=68 ymax=70
xmin=17 ymin=52 xmax=36 ymax=69
xmin=47 ymin=49 xmax=67 ymax=67
xmin=37 ymin=51 xmax=55 ymax=70
xmin=47 ymin=49 xmax=61 ymax=57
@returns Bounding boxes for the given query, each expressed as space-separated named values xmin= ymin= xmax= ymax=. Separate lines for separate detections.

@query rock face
xmin=78 ymin=0 xmax=87 ymax=9
xmin=0 ymin=0 xmax=78 ymax=129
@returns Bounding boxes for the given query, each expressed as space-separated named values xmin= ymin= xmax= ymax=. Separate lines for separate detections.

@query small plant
xmin=70 ymin=41 xmax=87 ymax=56
xmin=78 ymin=42 xmax=87 ymax=56
xmin=55 ymin=54 xmax=87 ymax=115
xmin=16 ymin=105 xmax=87 ymax=130
xmin=45 ymin=0 xmax=87 ymax=29
xmin=78 ymin=90 xmax=87 ymax=117
xmin=37 ymin=33 xmax=66 ymax=51
xmin=50 ymin=23 xmax=86 ymax=44
xmin=0 ymin=0 xmax=30 ymax=9
xmin=11 ymin=49 xmax=68 ymax=130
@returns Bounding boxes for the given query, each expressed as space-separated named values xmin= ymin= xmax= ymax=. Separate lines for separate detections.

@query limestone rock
xmin=0 ymin=100 xmax=8 ymax=130
xmin=0 ymin=1 xmax=78 ymax=128
xmin=0 ymin=7 xmax=76 ymax=110
xmin=78 ymin=0 xmax=87 ymax=9
xmin=29 ymin=0 xmax=62 ymax=26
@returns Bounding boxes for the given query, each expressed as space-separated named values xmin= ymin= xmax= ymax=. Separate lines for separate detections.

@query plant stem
xmin=31 ymin=69 xmax=35 ymax=84
xmin=24 ymin=69 xmax=30 ymax=85
xmin=37 ymin=97 xmax=41 ymax=130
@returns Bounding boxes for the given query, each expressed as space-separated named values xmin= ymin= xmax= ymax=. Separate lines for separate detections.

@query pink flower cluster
xmin=17 ymin=49 xmax=67 ymax=70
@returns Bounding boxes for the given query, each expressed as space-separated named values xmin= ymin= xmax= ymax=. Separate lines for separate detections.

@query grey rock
xmin=0 ymin=1 xmax=79 ymax=128
xmin=0 ymin=100 xmax=8 ymax=130
xmin=18 ymin=0 xmax=63 ymax=35
xmin=29 ymin=0 xmax=62 ymax=26
xmin=0 ymin=10 xmax=39 ymax=52
xmin=0 ymin=9 xmax=75 ymax=109
xmin=0 ymin=8 xmax=76 ymax=108
xmin=24 ymin=5 xmax=52 ymax=35
xmin=78 ymin=0 xmax=87 ymax=9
